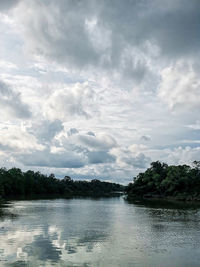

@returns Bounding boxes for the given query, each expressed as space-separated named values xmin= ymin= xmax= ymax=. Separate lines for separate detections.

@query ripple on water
xmin=0 ymin=197 xmax=200 ymax=267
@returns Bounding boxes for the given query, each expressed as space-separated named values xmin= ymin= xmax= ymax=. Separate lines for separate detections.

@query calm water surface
xmin=0 ymin=197 xmax=200 ymax=266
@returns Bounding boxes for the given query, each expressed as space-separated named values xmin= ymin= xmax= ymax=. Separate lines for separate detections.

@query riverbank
xmin=1 ymin=191 xmax=124 ymax=202
xmin=125 ymin=193 xmax=200 ymax=203
xmin=126 ymin=161 xmax=200 ymax=203
xmin=0 ymin=167 xmax=124 ymax=200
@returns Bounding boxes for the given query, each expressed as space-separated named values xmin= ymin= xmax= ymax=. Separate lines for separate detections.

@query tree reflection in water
xmin=1 ymin=197 xmax=200 ymax=267
xmin=0 ymin=198 xmax=114 ymax=266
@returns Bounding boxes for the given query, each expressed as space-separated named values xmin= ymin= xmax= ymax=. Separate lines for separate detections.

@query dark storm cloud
xmin=18 ymin=0 xmax=200 ymax=80
xmin=0 ymin=0 xmax=20 ymax=11
xmin=98 ymin=0 xmax=200 ymax=59
xmin=0 ymin=80 xmax=31 ymax=119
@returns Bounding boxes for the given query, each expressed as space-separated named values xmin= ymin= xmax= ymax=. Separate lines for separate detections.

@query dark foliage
xmin=0 ymin=167 xmax=124 ymax=199
xmin=126 ymin=161 xmax=200 ymax=200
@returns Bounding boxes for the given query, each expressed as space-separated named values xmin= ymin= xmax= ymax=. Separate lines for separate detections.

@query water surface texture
xmin=0 ymin=197 xmax=200 ymax=267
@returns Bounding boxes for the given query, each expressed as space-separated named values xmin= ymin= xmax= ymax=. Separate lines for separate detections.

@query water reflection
xmin=0 ymin=198 xmax=116 ymax=266
xmin=126 ymin=198 xmax=200 ymax=266
xmin=127 ymin=198 xmax=200 ymax=224
xmin=0 ymin=197 xmax=200 ymax=266
xmin=126 ymin=197 xmax=200 ymax=209
xmin=0 ymin=202 xmax=18 ymax=222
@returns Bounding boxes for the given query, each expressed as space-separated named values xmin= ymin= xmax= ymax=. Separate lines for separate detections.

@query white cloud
xmin=28 ymin=119 xmax=63 ymax=143
xmin=73 ymin=133 xmax=117 ymax=151
xmin=159 ymin=61 xmax=200 ymax=111
xmin=13 ymin=0 xmax=200 ymax=84
xmin=0 ymin=125 xmax=44 ymax=152
xmin=187 ymin=121 xmax=200 ymax=130
xmin=0 ymin=80 xmax=31 ymax=120
xmin=44 ymin=82 xmax=95 ymax=121
xmin=67 ymin=128 xmax=79 ymax=137
xmin=166 ymin=146 xmax=200 ymax=166
xmin=111 ymin=145 xmax=151 ymax=169
xmin=0 ymin=0 xmax=199 ymax=183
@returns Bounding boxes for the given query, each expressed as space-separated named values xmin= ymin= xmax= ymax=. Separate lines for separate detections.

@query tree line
xmin=126 ymin=161 xmax=200 ymax=200
xmin=0 ymin=167 xmax=124 ymax=199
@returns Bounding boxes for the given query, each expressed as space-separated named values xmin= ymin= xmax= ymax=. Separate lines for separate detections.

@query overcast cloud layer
xmin=0 ymin=0 xmax=200 ymax=183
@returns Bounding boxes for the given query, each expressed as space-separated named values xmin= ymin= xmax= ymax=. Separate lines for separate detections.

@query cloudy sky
xmin=0 ymin=0 xmax=200 ymax=184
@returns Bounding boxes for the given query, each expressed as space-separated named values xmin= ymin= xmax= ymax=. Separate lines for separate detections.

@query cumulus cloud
xmin=53 ymin=131 xmax=118 ymax=166
xmin=74 ymin=133 xmax=117 ymax=150
xmin=18 ymin=149 xmax=86 ymax=168
xmin=123 ymin=153 xmax=151 ymax=169
xmin=87 ymin=150 xmax=116 ymax=164
xmin=18 ymin=138 xmax=116 ymax=168
xmin=44 ymin=82 xmax=94 ymax=121
xmin=0 ymin=80 xmax=31 ymax=120
xmin=111 ymin=145 xmax=151 ymax=169
xmin=166 ymin=146 xmax=200 ymax=165
xmin=159 ymin=61 xmax=200 ymax=111
xmin=58 ymin=131 xmax=117 ymax=152
xmin=0 ymin=0 xmax=200 ymax=182
xmin=0 ymin=125 xmax=44 ymax=152
xmin=87 ymin=131 xmax=95 ymax=136
xmin=28 ymin=119 xmax=63 ymax=143
xmin=67 ymin=128 xmax=79 ymax=137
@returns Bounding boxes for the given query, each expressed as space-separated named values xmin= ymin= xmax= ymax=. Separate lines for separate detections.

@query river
xmin=0 ymin=197 xmax=200 ymax=266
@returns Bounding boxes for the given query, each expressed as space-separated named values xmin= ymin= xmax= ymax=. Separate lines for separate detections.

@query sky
xmin=0 ymin=0 xmax=200 ymax=184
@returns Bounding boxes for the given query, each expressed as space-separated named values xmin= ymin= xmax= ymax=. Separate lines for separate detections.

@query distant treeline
xmin=126 ymin=161 xmax=200 ymax=201
xmin=0 ymin=167 xmax=124 ymax=199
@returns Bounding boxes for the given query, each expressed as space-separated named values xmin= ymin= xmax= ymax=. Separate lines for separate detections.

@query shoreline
xmin=0 ymin=191 xmax=124 ymax=202
xmin=125 ymin=194 xmax=200 ymax=203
